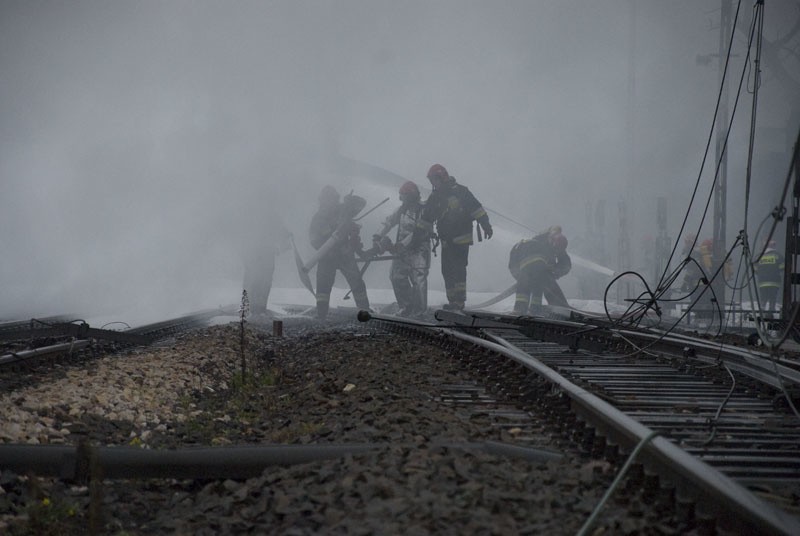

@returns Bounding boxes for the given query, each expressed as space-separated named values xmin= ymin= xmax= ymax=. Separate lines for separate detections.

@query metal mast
xmin=712 ymin=0 xmax=732 ymax=315
xmin=619 ymin=0 xmax=637 ymax=305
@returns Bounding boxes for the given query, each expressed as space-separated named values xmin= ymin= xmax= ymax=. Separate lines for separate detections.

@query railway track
xmin=2 ymin=303 xmax=800 ymax=533
xmin=361 ymin=308 xmax=800 ymax=535
xmin=0 ymin=306 xmax=237 ymax=371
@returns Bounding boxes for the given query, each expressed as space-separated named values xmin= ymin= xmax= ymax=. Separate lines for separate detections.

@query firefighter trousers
xmin=390 ymin=250 xmax=430 ymax=314
xmin=441 ymin=242 xmax=469 ymax=308
xmin=243 ymin=249 xmax=276 ymax=314
xmin=758 ymin=285 xmax=780 ymax=314
xmin=315 ymin=251 xmax=370 ymax=319
xmin=514 ymin=261 xmax=550 ymax=314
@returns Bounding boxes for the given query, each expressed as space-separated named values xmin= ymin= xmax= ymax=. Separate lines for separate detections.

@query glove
xmin=379 ymin=236 xmax=394 ymax=253
xmin=360 ymin=246 xmax=380 ymax=260
xmin=480 ymin=222 xmax=493 ymax=239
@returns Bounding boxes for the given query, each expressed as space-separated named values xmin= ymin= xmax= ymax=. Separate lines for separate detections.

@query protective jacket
xmin=756 ymin=247 xmax=784 ymax=289
xmin=309 ymin=200 xmax=364 ymax=255
xmin=508 ymin=233 xmax=571 ymax=312
xmin=380 ymin=202 xmax=429 ymax=255
xmin=309 ymin=206 xmax=339 ymax=250
xmin=508 ymin=234 xmax=571 ymax=280
xmin=417 ymin=177 xmax=489 ymax=245
xmin=756 ymin=246 xmax=784 ymax=312
xmin=378 ymin=201 xmax=430 ymax=315
xmin=308 ymin=196 xmax=369 ymax=319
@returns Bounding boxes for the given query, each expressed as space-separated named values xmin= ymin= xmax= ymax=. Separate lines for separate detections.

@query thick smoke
xmin=1 ymin=1 xmax=797 ymax=321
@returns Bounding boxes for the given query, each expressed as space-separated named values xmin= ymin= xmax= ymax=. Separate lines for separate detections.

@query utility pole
xmin=712 ymin=0 xmax=732 ymax=318
xmin=655 ymin=197 xmax=671 ymax=284
xmin=619 ymin=0 xmax=636 ymax=305
xmin=618 ymin=199 xmax=631 ymax=305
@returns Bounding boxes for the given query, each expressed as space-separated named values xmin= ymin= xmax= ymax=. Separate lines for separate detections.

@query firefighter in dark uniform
xmin=309 ymin=186 xmax=370 ymax=320
xmin=414 ymin=164 xmax=492 ymax=311
xmin=374 ymin=181 xmax=431 ymax=316
xmin=756 ymin=240 xmax=784 ymax=314
xmin=508 ymin=226 xmax=571 ymax=314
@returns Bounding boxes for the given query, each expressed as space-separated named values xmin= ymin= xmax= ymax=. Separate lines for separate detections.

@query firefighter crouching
xmin=309 ymin=186 xmax=370 ymax=320
xmin=412 ymin=164 xmax=492 ymax=311
xmin=374 ymin=181 xmax=431 ymax=317
xmin=508 ymin=226 xmax=571 ymax=314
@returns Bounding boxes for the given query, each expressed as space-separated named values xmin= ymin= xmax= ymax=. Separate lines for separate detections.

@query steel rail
xmin=615 ymin=327 xmax=800 ymax=389
xmin=127 ymin=305 xmax=238 ymax=337
xmin=0 ymin=315 xmax=80 ymax=333
xmin=456 ymin=329 xmax=800 ymax=535
xmin=461 ymin=310 xmax=800 ymax=390
xmin=0 ymin=306 xmax=239 ymax=372
xmin=363 ymin=312 xmax=800 ymax=535
xmin=0 ymin=340 xmax=91 ymax=366
xmin=0 ymin=323 xmax=149 ymax=345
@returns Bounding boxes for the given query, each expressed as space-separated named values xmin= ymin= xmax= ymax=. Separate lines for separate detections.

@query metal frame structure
xmin=783 ymin=143 xmax=800 ymax=319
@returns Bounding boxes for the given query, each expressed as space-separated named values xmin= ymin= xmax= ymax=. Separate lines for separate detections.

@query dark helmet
xmin=319 ymin=185 xmax=340 ymax=206
xmin=341 ymin=194 xmax=367 ymax=219
xmin=426 ymin=164 xmax=449 ymax=182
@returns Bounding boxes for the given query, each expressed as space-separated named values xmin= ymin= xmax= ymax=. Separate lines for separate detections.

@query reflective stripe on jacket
xmin=420 ymin=179 xmax=488 ymax=246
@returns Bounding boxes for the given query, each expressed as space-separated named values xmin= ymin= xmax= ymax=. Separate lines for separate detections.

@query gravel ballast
xmin=0 ymin=321 xmax=682 ymax=534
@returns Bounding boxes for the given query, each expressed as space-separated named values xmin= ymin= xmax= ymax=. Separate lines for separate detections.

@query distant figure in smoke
xmin=508 ymin=226 xmax=571 ymax=314
xmin=309 ymin=185 xmax=370 ymax=320
xmin=681 ymin=233 xmax=697 ymax=258
xmin=680 ymin=235 xmax=706 ymax=294
xmin=681 ymin=238 xmax=730 ymax=322
xmin=755 ymin=239 xmax=784 ymax=315
xmin=412 ymin=164 xmax=492 ymax=311
xmin=373 ymin=180 xmax=430 ymax=317
xmin=243 ymin=217 xmax=290 ymax=318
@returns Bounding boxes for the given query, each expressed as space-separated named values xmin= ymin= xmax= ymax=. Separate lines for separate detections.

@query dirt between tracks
xmin=2 ymin=323 xmax=682 ymax=535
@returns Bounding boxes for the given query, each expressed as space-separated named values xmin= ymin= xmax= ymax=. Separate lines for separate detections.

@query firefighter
xmin=755 ymin=240 xmax=784 ymax=314
xmin=681 ymin=237 xmax=709 ymax=293
xmin=681 ymin=233 xmax=697 ymax=258
xmin=374 ymin=181 xmax=430 ymax=316
xmin=508 ymin=226 xmax=571 ymax=314
xmin=698 ymin=239 xmax=714 ymax=273
xmin=309 ymin=186 xmax=370 ymax=320
xmin=698 ymin=238 xmax=733 ymax=282
xmin=681 ymin=238 xmax=731 ymax=321
xmin=413 ymin=164 xmax=492 ymax=311
xmin=242 ymin=221 xmax=290 ymax=317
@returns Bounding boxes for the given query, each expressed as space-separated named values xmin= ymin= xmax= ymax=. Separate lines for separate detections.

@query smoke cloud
xmin=1 ymin=0 xmax=797 ymax=320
